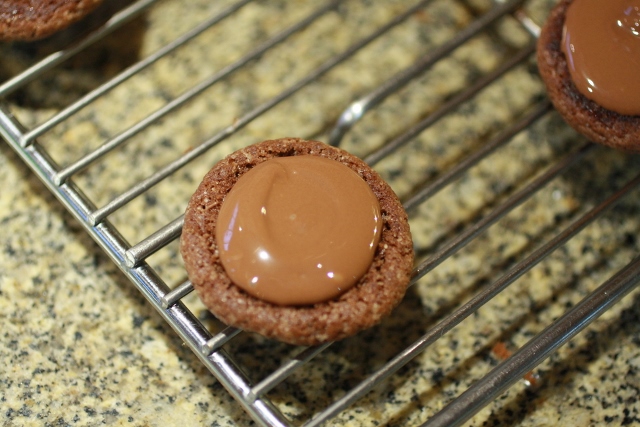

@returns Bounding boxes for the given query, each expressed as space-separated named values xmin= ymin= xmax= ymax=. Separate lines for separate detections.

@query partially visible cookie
xmin=0 ymin=0 xmax=104 ymax=41
xmin=536 ymin=0 xmax=640 ymax=152
xmin=180 ymin=138 xmax=414 ymax=346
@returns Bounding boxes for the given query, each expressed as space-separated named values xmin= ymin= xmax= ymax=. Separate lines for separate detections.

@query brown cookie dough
xmin=180 ymin=138 xmax=414 ymax=346
xmin=536 ymin=0 xmax=640 ymax=152
xmin=0 ymin=0 xmax=104 ymax=41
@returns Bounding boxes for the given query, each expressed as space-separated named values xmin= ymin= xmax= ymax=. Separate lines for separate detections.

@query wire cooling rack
xmin=2 ymin=0 xmax=640 ymax=425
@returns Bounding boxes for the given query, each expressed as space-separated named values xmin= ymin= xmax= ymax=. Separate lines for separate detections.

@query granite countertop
xmin=2 ymin=0 xmax=640 ymax=426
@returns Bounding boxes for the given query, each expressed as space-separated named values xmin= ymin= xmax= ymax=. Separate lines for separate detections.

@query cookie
xmin=536 ymin=0 xmax=640 ymax=152
xmin=0 ymin=0 xmax=104 ymax=41
xmin=180 ymin=138 xmax=414 ymax=346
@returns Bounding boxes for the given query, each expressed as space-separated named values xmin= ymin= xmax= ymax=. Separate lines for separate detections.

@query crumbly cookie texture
xmin=536 ymin=0 xmax=640 ymax=152
xmin=180 ymin=138 xmax=414 ymax=346
xmin=0 ymin=0 xmax=104 ymax=41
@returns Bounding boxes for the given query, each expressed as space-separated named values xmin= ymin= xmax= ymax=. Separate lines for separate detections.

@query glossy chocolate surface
xmin=216 ymin=155 xmax=382 ymax=306
xmin=562 ymin=0 xmax=640 ymax=115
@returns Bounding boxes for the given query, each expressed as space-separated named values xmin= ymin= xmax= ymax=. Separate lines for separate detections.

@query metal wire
xmin=328 ymin=0 xmax=526 ymax=146
xmin=416 ymin=173 xmax=640 ymax=426
xmin=2 ymin=0 xmax=639 ymax=426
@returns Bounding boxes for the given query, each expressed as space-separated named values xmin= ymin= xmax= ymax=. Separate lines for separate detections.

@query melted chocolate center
xmin=216 ymin=156 xmax=382 ymax=306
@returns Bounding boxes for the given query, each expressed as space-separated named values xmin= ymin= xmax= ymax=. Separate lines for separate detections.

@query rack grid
xmin=2 ymin=0 xmax=640 ymax=425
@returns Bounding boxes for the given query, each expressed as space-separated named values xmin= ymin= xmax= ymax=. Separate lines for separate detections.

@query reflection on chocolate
xmin=216 ymin=156 xmax=382 ymax=306
xmin=561 ymin=0 xmax=640 ymax=116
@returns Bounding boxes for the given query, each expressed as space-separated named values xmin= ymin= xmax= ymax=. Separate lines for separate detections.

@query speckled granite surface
xmin=2 ymin=0 xmax=640 ymax=426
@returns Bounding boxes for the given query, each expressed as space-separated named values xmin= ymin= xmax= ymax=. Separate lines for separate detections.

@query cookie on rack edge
xmin=536 ymin=0 xmax=640 ymax=152
xmin=0 ymin=0 xmax=104 ymax=41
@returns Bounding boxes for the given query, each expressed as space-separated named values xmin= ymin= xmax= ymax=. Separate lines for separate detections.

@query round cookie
xmin=180 ymin=138 xmax=414 ymax=346
xmin=536 ymin=0 xmax=640 ymax=152
xmin=0 ymin=0 xmax=104 ymax=41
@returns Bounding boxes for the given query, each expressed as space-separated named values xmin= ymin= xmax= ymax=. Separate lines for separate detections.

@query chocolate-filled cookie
xmin=180 ymin=138 xmax=414 ymax=346
xmin=536 ymin=0 xmax=640 ymax=151
xmin=0 ymin=0 xmax=104 ymax=41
